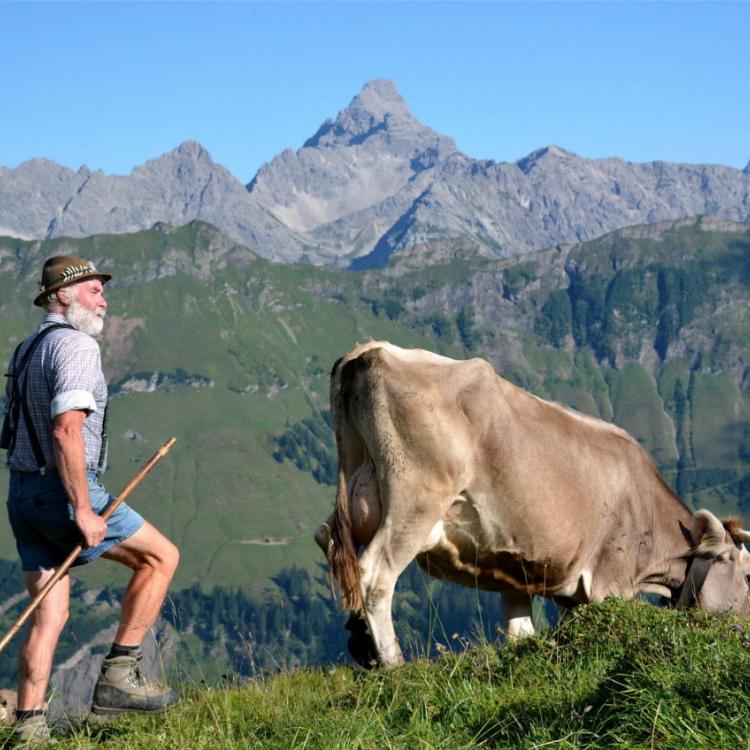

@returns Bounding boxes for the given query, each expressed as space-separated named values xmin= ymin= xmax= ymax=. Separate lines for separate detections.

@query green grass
xmin=606 ymin=363 xmax=679 ymax=466
xmin=690 ymin=373 xmax=745 ymax=469
xmin=4 ymin=599 xmax=750 ymax=749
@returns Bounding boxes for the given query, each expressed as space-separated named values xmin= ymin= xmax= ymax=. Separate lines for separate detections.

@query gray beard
xmin=65 ymin=298 xmax=105 ymax=336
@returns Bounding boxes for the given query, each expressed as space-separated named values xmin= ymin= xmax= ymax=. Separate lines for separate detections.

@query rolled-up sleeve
xmin=49 ymin=335 xmax=102 ymax=419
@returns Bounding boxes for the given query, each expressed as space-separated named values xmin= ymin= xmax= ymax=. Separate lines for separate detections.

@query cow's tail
xmin=329 ymin=463 xmax=363 ymax=613
xmin=326 ymin=355 xmax=364 ymax=614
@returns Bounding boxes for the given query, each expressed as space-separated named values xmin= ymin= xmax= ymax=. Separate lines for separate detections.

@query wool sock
xmin=106 ymin=642 xmax=142 ymax=659
xmin=15 ymin=709 xmax=45 ymax=721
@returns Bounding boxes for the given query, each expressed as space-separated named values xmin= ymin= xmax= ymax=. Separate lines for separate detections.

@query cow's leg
xmin=357 ymin=541 xmax=404 ymax=667
xmin=357 ymin=489 xmax=446 ymax=668
xmin=503 ymin=592 xmax=535 ymax=639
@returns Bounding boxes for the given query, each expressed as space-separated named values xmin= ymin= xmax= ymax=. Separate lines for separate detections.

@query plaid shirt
xmin=5 ymin=313 xmax=108 ymax=472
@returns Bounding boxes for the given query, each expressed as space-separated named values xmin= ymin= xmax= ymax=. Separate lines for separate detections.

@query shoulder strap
xmin=6 ymin=325 xmax=73 ymax=451
xmin=97 ymin=400 xmax=109 ymax=472
xmin=1 ymin=343 xmax=26 ymax=454
xmin=7 ymin=323 xmax=74 ymax=470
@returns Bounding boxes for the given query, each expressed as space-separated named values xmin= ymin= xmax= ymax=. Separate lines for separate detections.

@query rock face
xmin=1 ymin=80 xmax=749 ymax=266
xmin=0 ymin=142 xmax=307 ymax=262
xmin=248 ymin=79 xmax=458 ymax=265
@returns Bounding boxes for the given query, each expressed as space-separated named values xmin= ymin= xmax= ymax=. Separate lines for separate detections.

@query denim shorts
xmin=6 ymin=468 xmax=145 ymax=571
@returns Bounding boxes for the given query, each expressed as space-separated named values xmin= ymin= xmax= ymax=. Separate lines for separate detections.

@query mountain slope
xmin=0 ymin=222 xmax=451 ymax=593
xmin=0 ymin=216 xmax=747 ymax=596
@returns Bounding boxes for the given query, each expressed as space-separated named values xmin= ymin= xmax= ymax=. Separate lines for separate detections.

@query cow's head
xmin=689 ymin=510 xmax=750 ymax=615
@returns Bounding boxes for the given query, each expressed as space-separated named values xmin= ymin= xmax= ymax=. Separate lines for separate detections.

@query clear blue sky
xmin=1 ymin=1 xmax=748 ymax=182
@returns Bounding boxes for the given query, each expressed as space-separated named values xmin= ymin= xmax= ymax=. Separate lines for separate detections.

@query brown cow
xmin=316 ymin=341 xmax=750 ymax=668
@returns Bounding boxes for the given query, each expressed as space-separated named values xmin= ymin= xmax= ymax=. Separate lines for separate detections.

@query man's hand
xmin=53 ymin=409 xmax=106 ymax=547
xmin=74 ymin=506 xmax=107 ymax=548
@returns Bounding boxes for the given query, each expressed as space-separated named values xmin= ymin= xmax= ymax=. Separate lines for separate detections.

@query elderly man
xmin=3 ymin=255 xmax=180 ymax=746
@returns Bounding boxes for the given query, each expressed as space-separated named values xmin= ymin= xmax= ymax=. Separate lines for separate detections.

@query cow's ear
xmin=722 ymin=517 xmax=750 ymax=545
xmin=693 ymin=509 xmax=726 ymax=556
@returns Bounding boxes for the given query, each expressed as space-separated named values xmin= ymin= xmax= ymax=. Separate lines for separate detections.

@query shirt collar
xmin=40 ymin=312 xmax=70 ymax=329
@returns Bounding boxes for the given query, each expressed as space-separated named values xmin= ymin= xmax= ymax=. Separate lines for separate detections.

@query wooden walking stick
xmin=0 ymin=436 xmax=177 ymax=654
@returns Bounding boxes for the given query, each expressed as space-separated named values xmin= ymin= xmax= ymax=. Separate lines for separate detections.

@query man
xmin=4 ymin=255 xmax=180 ymax=746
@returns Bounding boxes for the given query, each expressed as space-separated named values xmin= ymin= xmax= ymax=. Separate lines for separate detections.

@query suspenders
xmin=98 ymin=402 xmax=109 ymax=472
xmin=3 ymin=324 xmax=108 ymax=475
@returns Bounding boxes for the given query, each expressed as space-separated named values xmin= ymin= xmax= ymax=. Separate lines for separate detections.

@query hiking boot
xmin=11 ymin=714 xmax=55 ymax=748
xmin=90 ymin=650 xmax=179 ymax=716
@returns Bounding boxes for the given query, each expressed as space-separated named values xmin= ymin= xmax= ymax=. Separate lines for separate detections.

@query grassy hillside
xmin=0 ymin=224 xmax=454 ymax=593
xmin=2 ymin=599 xmax=749 ymax=749
xmin=0 ymin=216 xmax=747 ymax=595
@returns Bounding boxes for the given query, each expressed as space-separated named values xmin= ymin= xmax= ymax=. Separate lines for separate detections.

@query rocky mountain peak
xmin=155 ymin=140 xmax=214 ymax=168
xmin=516 ymin=145 xmax=576 ymax=174
xmin=130 ymin=140 xmax=222 ymax=184
xmin=346 ymin=79 xmax=411 ymax=125
xmin=249 ymin=79 xmax=458 ymax=237
xmin=744 ymin=159 xmax=750 ymax=174
xmin=13 ymin=157 xmax=75 ymax=177
xmin=173 ymin=140 xmax=212 ymax=161
xmin=303 ymin=79 xmax=432 ymax=149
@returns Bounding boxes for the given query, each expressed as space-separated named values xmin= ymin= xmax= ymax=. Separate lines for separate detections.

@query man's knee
xmin=146 ymin=534 xmax=179 ymax=578
xmin=161 ymin=539 xmax=179 ymax=577
xmin=108 ymin=523 xmax=179 ymax=577
xmin=143 ymin=540 xmax=179 ymax=578
xmin=31 ymin=604 xmax=68 ymax=636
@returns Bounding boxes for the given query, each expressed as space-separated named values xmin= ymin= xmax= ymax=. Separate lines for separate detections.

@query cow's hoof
xmin=345 ymin=613 xmax=379 ymax=669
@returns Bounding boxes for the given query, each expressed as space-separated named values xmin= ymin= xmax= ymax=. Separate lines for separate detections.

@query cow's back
xmin=336 ymin=343 xmax=496 ymax=486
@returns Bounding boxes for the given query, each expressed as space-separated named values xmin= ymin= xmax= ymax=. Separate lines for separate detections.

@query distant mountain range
xmin=2 ymin=80 xmax=748 ymax=267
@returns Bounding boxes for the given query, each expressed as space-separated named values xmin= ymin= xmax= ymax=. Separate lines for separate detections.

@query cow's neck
xmin=636 ymin=501 xmax=695 ymax=599
xmin=638 ymin=555 xmax=691 ymax=599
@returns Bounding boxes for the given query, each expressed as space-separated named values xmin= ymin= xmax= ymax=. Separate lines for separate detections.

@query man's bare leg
xmin=17 ymin=570 xmax=70 ymax=710
xmin=92 ymin=522 xmax=180 ymax=715
xmin=101 ymin=521 xmax=179 ymax=646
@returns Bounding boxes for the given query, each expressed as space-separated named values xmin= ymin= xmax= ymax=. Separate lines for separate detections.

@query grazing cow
xmin=315 ymin=341 xmax=750 ymax=668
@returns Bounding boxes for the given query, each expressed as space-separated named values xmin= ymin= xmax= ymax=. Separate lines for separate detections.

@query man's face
xmin=63 ymin=279 xmax=107 ymax=336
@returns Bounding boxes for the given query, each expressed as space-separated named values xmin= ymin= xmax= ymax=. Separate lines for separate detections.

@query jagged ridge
xmin=1 ymin=79 xmax=749 ymax=268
